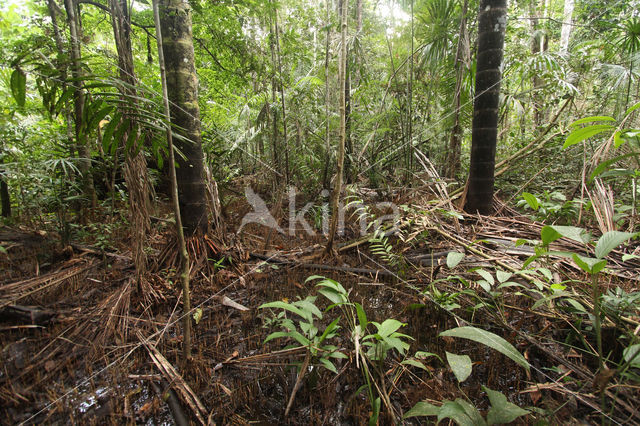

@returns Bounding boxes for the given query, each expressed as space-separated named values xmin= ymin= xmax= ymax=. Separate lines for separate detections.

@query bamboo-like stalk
xmin=152 ymin=0 xmax=192 ymax=360
xmin=325 ymin=0 xmax=348 ymax=254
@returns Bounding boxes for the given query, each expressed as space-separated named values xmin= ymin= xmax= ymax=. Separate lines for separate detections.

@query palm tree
xmin=159 ymin=0 xmax=208 ymax=236
xmin=465 ymin=0 xmax=508 ymax=214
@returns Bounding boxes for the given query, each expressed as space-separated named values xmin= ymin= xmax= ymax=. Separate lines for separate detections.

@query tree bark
xmin=271 ymin=2 xmax=290 ymax=185
xmin=0 ymin=173 xmax=10 ymax=218
xmin=325 ymin=0 xmax=348 ymax=254
xmin=529 ymin=0 xmax=544 ymax=126
xmin=109 ymin=0 xmax=152 ymax=279
xmin=153 ymin=0 xmax=193 ymax=361
xmin=159 ymin=0 xmax=208 ymax=236
xmin=559 ymin=0 xmax=574 ymax=55
xmin=465 ymin=0 xmax=507 ymax=215
xmin=322 ymin=0 xmax=332 ymax=190
xmin=446 ymin=0 xmax=469 ymax=179
xmin=63 ymin=0 xmax=97 ymax=212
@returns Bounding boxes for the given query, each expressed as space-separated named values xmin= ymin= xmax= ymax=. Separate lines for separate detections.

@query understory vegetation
xmin=1 ymin=0 xmax=639 ymax=424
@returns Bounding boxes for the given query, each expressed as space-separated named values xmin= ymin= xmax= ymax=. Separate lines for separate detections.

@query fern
xmin=369 ymin=228 xmax=403 ymax=270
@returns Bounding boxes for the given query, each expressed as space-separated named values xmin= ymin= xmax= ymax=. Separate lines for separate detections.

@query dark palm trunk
xmin=159 ymin=0 xmax=208 ymax=236
xmin=465 ymin=0 xmax=507 ymax=214
xmin=0 ymin=174 xmax=10 ymax=217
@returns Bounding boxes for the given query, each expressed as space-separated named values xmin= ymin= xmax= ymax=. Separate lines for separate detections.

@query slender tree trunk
xmin=109 ymin=0 xmax=152 ymax=280
xmin=322 ymin=0 xmax=332 ymax=189
xmin=47 ymin=0 xmax=76 ymax=170
xmin=271 ymin=3 xmax=290 ymax=185
xmin=0 ymin=173 xmax=10 ymax=218
xmin=446 ymin=0 xmax=469 ymax=179
xmin=63 ymin=0 xmax=97 ymax=212
xmin=529 ymin=0 xmax=543 ymax=126
xmin=406 ymin=0 xmax=414 ymax=183
xmin=269 ymin=16 xmax=281 ymax=182
xmin=465 ymin=0 xmax=508 ymax=214
xmin=325 ymin=0 xmax=348 ymax=254
xmin=344 ymin=57 xmax=353 ymax=183
xmin=159 ymin=0 xmax=208 ymax=236
xmin=559 ymin=0 xmax=574 ymax=55
xmin=153 ymin=0 xmax=192 ymax=361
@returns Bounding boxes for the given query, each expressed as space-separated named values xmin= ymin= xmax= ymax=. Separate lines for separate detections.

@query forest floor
xmin=1 ymin=177 xmax=639 ymax=425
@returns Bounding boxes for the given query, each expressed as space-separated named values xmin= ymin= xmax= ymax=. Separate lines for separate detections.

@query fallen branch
xmin=137 ymin=331 xmax=209 ymax=425
xmin=249 ymin=252 xmax=395 ymax=278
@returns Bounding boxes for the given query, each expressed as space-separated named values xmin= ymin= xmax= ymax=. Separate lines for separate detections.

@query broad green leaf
xmin=625 ymin=101 xmax=640 ymax=116
xmin=623 ymin=344 xmax=640 ymax=368
xmin=478 ymin=280 xmax=492 ymax=293
xmin=484 ymin=386 xmax=530 ymax=425
xmin=496 ymin=270 xmax=512 ymax=283
xmin=438 ymin=401 xmax=475 ymax=426
xmin=415 ymin=351 xmax=443 ymax=363
xmin=294 ymin=297 xmax=322 ymax=321
xmin=10 ymin=68 xmax=26 ymax=108
xmin=622 ymin=254 xmax=639 ymax=262
xmin=401 ymin=358 xmax=428 ymax=370
xmin=259 ymin=301 xmax=306 ymax=318
xmin=263 ymin=330 xmax=309 ymax=346
xmin=317 ymin=288 xmax=344 ymax=305
xmin=404 ymin=401 xmax=440 ymax=418
xmin=521 ymin=192 xmax=539 ymax=210
xmin=355 ymin=302 xmax=368 ymax=328
xmin=563 ymin=124 xmax=614 ymax=149
xmin=454 ymin=398 xmax=487 ymax=426
xmin=101 ymin=115 xmax=121 ymax=155
xmin=447 ymin=251 xmax=465 ymax=269
xmin=318 ymin=357 xmax=338 ymax=373
xmin=541 ymin=225 xmax=591 ymax=245
xmin=376 ymin=319 xmax=405 ymax=338
xmin=318 ymin=317 xmax=341 ymax=343
xmin=569 ymin=116 xmax=616 ymax=127
xmin=572 ymin=254 xmax=607 ymax=274
xmin=54 ymin=87 xmax=75 ymax=114
xmin=476 ymin=269 xmax=495 ymax=286
xmin=439 ymin=327 xmax=530 ymax=371
xmin=383 ymin=335 xmax=411 ymax=354
xmin=446 ymin=352 xmax=472 ymax=383
xmin=590 ymin=152 xmax=638 ymax=179
xmin=595 ymin=231 xmax=638 ymax=259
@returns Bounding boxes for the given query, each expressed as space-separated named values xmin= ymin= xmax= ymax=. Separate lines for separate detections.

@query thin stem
xmin=593 ymin=273 xmax=603 ymax=371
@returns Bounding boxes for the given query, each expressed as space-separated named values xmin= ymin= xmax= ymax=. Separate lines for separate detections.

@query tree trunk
xmin=63 ymin=0 xmax=97 ymax=212
xmin=465 ymin=0 xmax=508 ymax=215
xmin=109 ymin=0 xmax=152 ymax=279
xmin=159 ymin=0 xmax=208 ymax=236
xmin=271 ymin=2 xmax=290 ymax=185
xmin=269 ymin=15 xmax=281 ymax=182
xmin=529 ymin=0 xmax=544 ymax=126
xmin=559 ymin=0 xmax=574 ymax=55
xmin=0 ymin=173 xmax=10 ymax=218
xmin=153 ymin=0 xmax=193 ymax=361
xmin=322 ymin=0 xmax=332 ymax=189
xmin=446 ymin=0 xmax=469 ymax=179
xmin=344 ymin=58 xmax=352 ymax=184
xmin=325 ymin=0 xmax=348 ymax=254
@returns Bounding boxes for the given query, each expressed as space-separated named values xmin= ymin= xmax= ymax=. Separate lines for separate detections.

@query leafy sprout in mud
xmin=405 ymin=386 xmax=530 ymax=425
xmin=259 ymin=295 xmax=347 ymax=373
